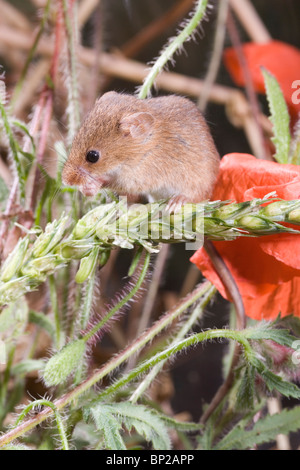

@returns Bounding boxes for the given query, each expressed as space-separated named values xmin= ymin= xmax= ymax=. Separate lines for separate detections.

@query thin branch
xmin=138 ymin=0 xmax=209 ymax=99
xmin=226 ymin=9 xmax=270 ymax=160
xmin=229 ymin=0 xmax=271 ymax=43
xmin=198 ymin=0 xmax=229 ymax=112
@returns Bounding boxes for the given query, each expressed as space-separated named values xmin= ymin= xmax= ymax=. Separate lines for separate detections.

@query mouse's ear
xmin=120 ymin=112 xmax=154 ymax=138
xmin=96 ymin=91 xmax=118 ymax=103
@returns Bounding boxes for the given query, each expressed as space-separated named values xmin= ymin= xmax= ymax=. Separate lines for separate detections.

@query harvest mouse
xmin=62 ymin=91 xmax=220 ymax=210
xmin=62 ymin=92 xmax=245 ymax=396
xmin=61 ymin=91 xmax=244 ymax=323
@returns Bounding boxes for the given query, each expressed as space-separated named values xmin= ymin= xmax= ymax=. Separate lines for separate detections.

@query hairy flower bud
xmin=43 ymin=339 xmax=86 ymax=386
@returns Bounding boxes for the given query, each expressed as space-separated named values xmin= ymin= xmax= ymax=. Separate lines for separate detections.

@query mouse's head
xmin=62 ymin=91 xmax=155 ymax=197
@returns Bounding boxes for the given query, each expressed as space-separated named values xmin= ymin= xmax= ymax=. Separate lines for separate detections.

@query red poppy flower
xmin=190 ymin=153 xmax=300 ymax=320
xmin=223 ymin=40 xmax=300 ymax=121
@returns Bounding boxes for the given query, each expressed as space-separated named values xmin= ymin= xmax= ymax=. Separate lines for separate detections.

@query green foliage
xmin=289 ymin=119 xmax=300 ymax=165
xmin=43 ymin=339 xmax=86 ymax=386
xmin=0 ymin=82 xmax=35 ymax=201
xmin=262 ymin=68 xmax=291 ymax=163
xmin=89 ymin=402 xmax=171 ymax=450
xmin=214 ymin=407 xmax=300 ymax=450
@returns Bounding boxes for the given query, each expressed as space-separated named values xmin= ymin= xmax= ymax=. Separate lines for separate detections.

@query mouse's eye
xmin=86 ymin=150 xmax=100 ymax=163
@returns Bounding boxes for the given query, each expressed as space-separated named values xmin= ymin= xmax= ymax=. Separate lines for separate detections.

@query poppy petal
xmin=223 ymin=40 xmax=300 ymax=119
xmin=191 ymin=153 xmax=300 ymax=319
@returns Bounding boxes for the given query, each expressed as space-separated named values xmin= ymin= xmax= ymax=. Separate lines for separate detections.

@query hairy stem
xmin=14 ymin=399 xmax=69 ymax=450
xmin=82 ymin=251 xmax=151 ymax=342
xmin=61 ymin=0 xmax=81 ymax=143
xmin=90 ymin=328 xmax=253 ymax=403
xmin=138 ymin=0 xmax=209 ymax=99
xmin=130 ymin=282 xmax=217 ymax=403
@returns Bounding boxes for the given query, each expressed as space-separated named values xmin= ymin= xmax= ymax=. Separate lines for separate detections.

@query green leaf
xmin=29 ymin=310 xmax=55 ymax=339
xmin=262 ymin=68 xmax=291 ymax=163
xmin=2 ymin=444 xmax=31 ymax=450
xmin=215 ymin=406 xmax=300 ymax=450
xmin=235 ymin=364 xmax=256 ymax=410
xmin=89 ymin=402 xmax=171 ymax=450
xmin=0 ymin=99 xmax=25 ymax=200
xmin=250 ymin=355 xmax=300 ymax=399
xmin=246 ymin=322 xmax=297 ymax=348
xmin=289 ymin=117 xmax=300 ymax=165
xmin=12 ymin=119 xmax=36 ymax=153
xmin=11 ymin=359 xmax=45 ymax=376
xmin=90 ymin=405 xmax=126 ymax=450
xmin=0 ymin=175 xmax=8 ymax=204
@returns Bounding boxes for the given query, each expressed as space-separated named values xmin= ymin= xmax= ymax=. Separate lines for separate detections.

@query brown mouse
xmin=62 ymin=91 xmax=220 ymax=209
xmin=62 ymin=91 xmax=245 ymax=390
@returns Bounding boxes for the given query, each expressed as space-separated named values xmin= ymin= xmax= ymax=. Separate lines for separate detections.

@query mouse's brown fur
xmin=62 ymin=91 xmax=220 ymax=203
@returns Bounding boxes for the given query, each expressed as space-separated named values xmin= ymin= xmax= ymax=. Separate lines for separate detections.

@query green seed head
xmin=0 ymin=237 xmax=29 ymax=282
xmin=260 ymin=201 xmax=291 ymax=218
xmin=288 ymin=208 xmax=300 ymax=223
xmin=213 ymin=203 xmax=241 ymax=219
xmin=75 ymin=247 xmax=99 ymax=283
xmin=33 ymin=216 xmax=69 ymax=258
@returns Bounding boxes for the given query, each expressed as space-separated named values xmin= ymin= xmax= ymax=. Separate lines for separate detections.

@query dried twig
xmin=229 ymin=0 xmax=271 ymax=43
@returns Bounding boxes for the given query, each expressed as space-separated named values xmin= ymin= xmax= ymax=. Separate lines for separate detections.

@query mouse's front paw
xmin=165 ymin=195 xmax=189 ymax=214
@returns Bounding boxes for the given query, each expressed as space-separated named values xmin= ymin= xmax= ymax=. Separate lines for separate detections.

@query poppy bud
xmin=43 ymin=339 xmax=86 ymax=386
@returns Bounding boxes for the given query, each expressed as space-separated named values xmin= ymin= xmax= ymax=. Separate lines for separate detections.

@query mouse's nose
xmin=61 ymin=161 xmax=79 ymax=187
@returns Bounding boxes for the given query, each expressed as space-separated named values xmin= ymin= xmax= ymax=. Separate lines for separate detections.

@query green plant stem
xmin=91 ymin=328 xmax=253 ymax=403
xmin=61 ymin=0 xmax=81 ymax=142
xmin=0 ymin=281 xmax=211 ymax=447
xmin=0 ymin=102 xmax=25 ymax=201
xmin=79 ymin=249 xmax=100 ymax=331
xmin=138 ymin=0 xmax=208 ymax=99
xmin=10 ymin=0 xmax=52 ymax=109
xmin=14 ymin=399 xmax=69 ymax=450
xmin=0 ymin=346 xmax=15 ymax=426
xmin=49 ymin=274 xmax=62 ymax=349
xmin=130 ymin=282 xmax=217 ymax=403
xmin=82 ymin=251 xmax=151 ymax=342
